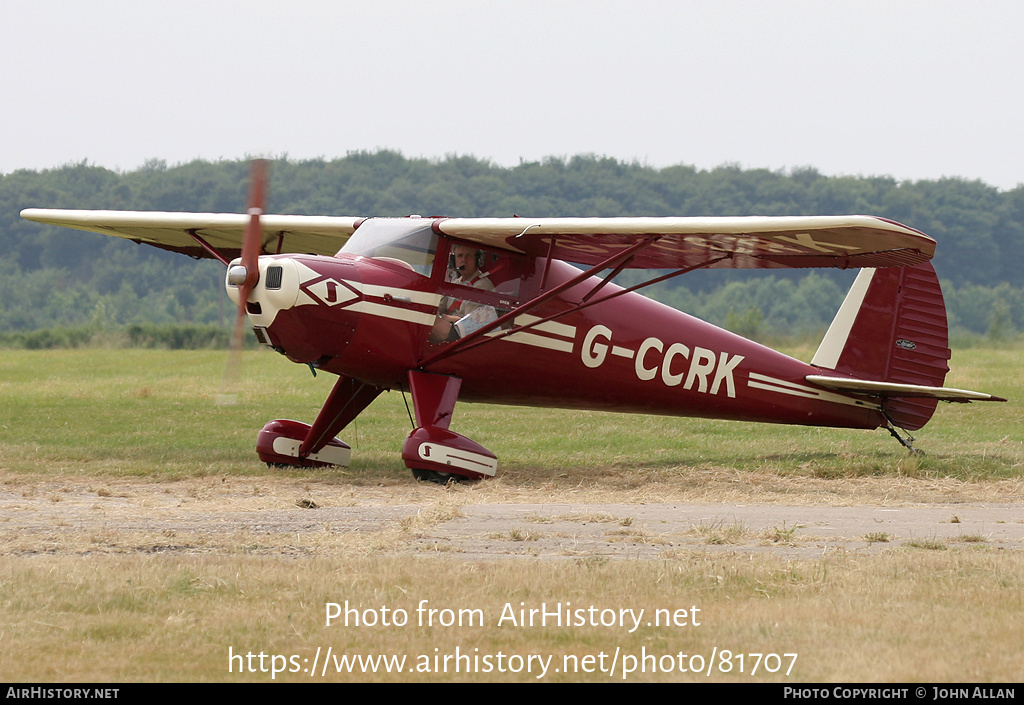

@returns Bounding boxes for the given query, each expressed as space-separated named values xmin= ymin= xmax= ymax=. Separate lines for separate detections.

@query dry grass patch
xmin=688 ymin=519 xmax=752 ymax=545
xmin=958 ymin=534 xmax=988 ymax=544
xmin=398 ymin=501 xmax=464 ymax=534
xmin=904 ymin=537 xmax=948 ymax=551
xmin=761 ymin=523 xmax=802 ymax=545
xmin=2 ymin=551 xmax=1023 ymax=682
xmin=560 ymin=512 xmax=621 ymax=523
xmin=603 ymin=526 xmax=667 ymax=545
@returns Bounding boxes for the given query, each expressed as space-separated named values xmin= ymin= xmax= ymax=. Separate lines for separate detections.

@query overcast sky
xmin=3 ymin=0 xmax=1023 ymax=190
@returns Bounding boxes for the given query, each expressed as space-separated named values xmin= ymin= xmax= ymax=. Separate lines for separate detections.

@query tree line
xmin=2 ymin=152 xmax=1022 ymax=343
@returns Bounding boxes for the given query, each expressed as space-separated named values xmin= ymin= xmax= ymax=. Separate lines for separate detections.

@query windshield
xmin=339 ymin=218 xmax=437 ymax=276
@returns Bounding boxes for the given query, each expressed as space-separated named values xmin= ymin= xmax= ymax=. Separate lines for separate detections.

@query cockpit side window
xmin=440 ymin=242 xmax=523 ymax=303
xmin=428 ymin=240 xmax=528 ymax=345
xmin=339 ymin=219 xmax=437 ymax=276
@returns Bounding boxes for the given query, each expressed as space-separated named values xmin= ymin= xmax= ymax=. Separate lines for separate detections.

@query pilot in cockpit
xmin=430 ymin=244 xmax=497 ymax=343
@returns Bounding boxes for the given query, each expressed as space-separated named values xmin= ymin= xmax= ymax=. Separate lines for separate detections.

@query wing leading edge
xmin=435 ymin=215 xmax=935 ymax=270
xmin=22 ymin=210 xmax=935 ymax=271
xmin=20 ymin=209 xmax=361 ymax=260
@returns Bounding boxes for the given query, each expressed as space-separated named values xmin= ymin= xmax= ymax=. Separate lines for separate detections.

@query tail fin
xmin=811 ymin=263 xmax=950 ymax=430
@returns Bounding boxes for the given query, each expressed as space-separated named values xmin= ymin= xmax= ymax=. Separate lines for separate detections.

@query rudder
xmin=811 ymin=262 xmax=950 ymax=430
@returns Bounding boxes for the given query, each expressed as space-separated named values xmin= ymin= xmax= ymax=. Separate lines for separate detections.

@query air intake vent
xmin=265 ymin=265 xmax=283 ymax=290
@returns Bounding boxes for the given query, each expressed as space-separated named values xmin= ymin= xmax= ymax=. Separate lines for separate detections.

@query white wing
xmin=435 ymin=215 xmax=935 ymax=270
xmin=20 ymin=208 xmax=361 ymax=259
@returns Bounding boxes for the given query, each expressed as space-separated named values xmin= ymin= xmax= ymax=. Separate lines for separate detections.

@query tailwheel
xmin=883 ymin=412 xmax=925 ymax=456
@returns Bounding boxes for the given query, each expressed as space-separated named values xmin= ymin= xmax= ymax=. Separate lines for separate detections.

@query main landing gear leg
xmin=402 ymin=370 xmax=497 ymax=483
xmin=257 ymin=375 xmax=383 ymax=468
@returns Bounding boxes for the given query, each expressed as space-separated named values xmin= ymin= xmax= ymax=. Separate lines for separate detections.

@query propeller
xmin=219 ymin=158 xmax=269 ymax=405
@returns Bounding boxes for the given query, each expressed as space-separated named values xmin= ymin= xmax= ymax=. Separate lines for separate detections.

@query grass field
xmin=1 ymin=346 xmax=1022 ymax=682
xmin=2 ymin=346 xmax=1021 ymax=483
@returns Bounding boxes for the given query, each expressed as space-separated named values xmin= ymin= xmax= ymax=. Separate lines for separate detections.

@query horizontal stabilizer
xmin=806 ymin=375 xmax=1006 ymax=403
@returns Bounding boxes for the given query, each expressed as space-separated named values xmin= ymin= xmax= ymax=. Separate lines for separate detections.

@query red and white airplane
xmin=21 ymin=161 xmax=1004 ymax=482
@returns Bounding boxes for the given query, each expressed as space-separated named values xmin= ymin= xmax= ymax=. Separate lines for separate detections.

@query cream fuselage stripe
xmin=748 ymin=372 xmax=879 ymax=409
xmin=304 ymin=273 xmax=580 ymax=353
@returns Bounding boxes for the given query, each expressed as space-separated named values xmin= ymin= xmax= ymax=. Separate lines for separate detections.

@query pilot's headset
xmin=449 ymin=247 xmax=486 ymax=273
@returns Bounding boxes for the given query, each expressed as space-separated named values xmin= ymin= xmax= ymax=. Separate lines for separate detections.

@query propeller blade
xmin=240 ymin=159 xmax=268 ymax=291
xmin=220 ymin=159 xmax=270 ymax=405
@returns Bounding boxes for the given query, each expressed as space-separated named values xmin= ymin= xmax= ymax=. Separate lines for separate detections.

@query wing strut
xmin=419 ymin=248 xmax=732 ymax=369
xmin=584 ymin=254 xmax=731 ymax=305
xmin=420 ymin=235 xmax=734 ymax=370
xmin=187 ymin=230 xmax=231 ymax=266
xmin=459 ymin=253 xmax=731 ymax=358
xmin=581 ymin=254 xmax=636 ymax=303
xmin=418 ymin=236 xmax=663 ymax=368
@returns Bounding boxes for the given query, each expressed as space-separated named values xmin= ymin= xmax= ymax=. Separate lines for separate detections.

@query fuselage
xmin=228 ymin=218 xmax=885 ymax=431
